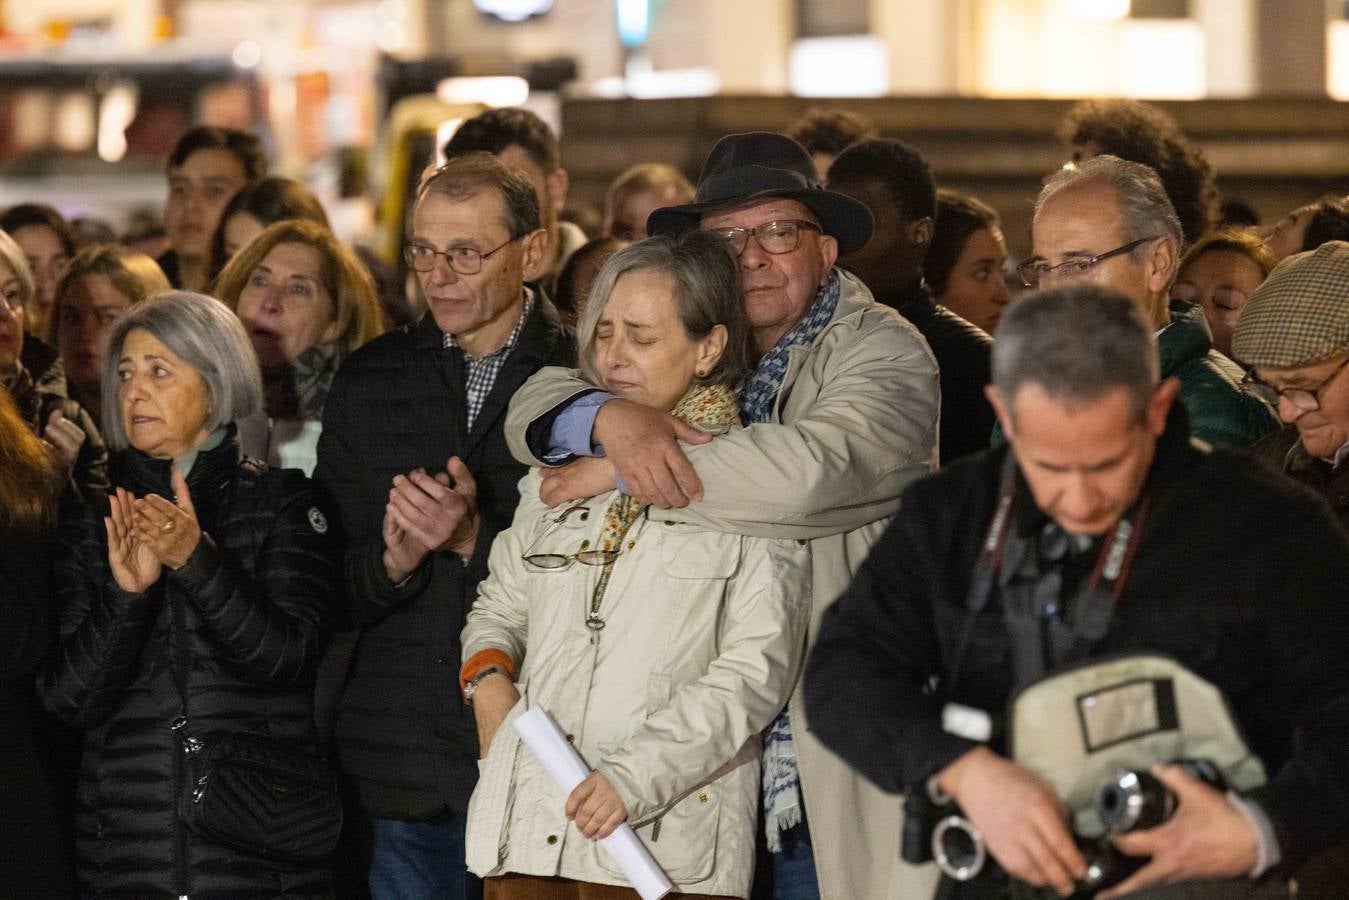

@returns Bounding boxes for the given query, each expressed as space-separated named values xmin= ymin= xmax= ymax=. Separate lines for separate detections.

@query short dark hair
xmin=0 ymin=204 xmax=77 ymax=256
xmin=927 ymin=190 xmax=1003 ymax=297
xmin=787 ymin=107 xmax=878 ymax=158
xmin=828 ymin=138 xmax=937 ymax=225
xmin=993 ymin=283 xmax=1159 ymax=423
xmin=414 ymin=152 xmax=541 ymax=239
xmin=1058 ymin=98 xmax=1216 ymax=245
xmin=1302 ymin=195 xmax=1349 ymax=253
xmin=442 ymin=108 xmax=561 ymax=174
xmin=555 ymin=236 xmax=627 ymax=325
xmin=210 ymin=176 xmax=330 ymax=276
xmin=167 ymin=125 xmax=268 ymax=183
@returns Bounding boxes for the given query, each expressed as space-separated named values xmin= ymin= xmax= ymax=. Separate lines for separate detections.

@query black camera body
xmin=902 ymin=758 xmax=1226 ymax=896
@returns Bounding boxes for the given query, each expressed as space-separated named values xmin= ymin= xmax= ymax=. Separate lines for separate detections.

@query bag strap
xmin=942 ymin=452 xmax=1019 ymax=704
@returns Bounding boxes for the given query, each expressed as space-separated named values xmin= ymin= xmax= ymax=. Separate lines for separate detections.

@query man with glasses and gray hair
xmin=1235 ymin=241 xmax=1349 ymax=531
xmin=314 ymin=152 xmax=574 ymax=900
xmin=1021 ymin=154 xmax=1276 ymax=448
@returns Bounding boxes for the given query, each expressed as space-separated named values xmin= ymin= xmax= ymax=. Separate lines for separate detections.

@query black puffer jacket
xmin=39 ymin=429 xmax=340 ymax=899
xmin=1 ymin=533 xmax=75 ymax=898
xmin=314 ymin=299 xmax=574 ymax=821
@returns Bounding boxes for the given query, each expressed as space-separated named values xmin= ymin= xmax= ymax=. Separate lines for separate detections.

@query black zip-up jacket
xmin=806 ymin=411 xmax=1349 ymax=874
xmin=884 ymin=279 xmax=994 ymax=466
xmin=314 ymin=299 xmax=574 ymax=821
xmin=39 ymin=430 xmax=340 ymax=898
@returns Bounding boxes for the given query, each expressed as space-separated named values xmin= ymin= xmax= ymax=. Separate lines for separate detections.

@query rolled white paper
xmin=514 ymin=706 xmax=674 ymax=900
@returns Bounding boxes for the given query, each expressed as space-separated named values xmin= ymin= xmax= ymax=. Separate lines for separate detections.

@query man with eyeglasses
xmin=314 ymin=152 xmax=574 ymax=900
xmin=1234 ymin=241 xmax=1349 ymax=531
xmin=1023 ymin=154 xmax=1276 ymax=449
xmin=501 ymin=131 xmax=941 ymax=900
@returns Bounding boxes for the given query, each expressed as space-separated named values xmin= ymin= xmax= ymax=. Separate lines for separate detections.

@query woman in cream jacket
xmin=460 ymin=230 xmax=810 ymax=900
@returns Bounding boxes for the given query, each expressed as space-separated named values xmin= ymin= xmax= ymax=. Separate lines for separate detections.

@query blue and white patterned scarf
xmin=737 ymin=270 xmax=840 ymax=852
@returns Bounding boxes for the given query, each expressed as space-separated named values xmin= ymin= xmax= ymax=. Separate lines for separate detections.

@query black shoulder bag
xmin=168 ymin=600 xmax=342 ymax=864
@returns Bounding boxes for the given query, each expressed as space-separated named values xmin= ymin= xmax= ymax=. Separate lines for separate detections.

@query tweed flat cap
xmin=1232 ymin=240 xmax=1349 ymax=368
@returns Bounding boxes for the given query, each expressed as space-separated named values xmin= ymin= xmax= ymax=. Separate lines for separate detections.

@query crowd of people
xmin=1 ymin=95 xmax=1348 ymax=900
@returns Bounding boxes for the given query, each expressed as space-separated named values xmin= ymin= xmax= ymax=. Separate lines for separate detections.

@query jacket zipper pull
xmin=650 ymin=818 xmax=661 ymax=842
xmin=170 ymin=716 xmax=204 ymax=756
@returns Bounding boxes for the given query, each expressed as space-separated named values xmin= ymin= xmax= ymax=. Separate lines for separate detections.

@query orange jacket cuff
xmin=459 ymin=648 xmax=517 ymax=695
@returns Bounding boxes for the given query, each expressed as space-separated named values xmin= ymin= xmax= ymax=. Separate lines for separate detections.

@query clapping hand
xmin=106 ymin=487 xmax=161 ymax=593
xmin=382 ymin=457 xmax=479 ymax=583
xmin=131 ymin=469 xmax=203 ymax=569
xmin=44 ymin=408 xmax=85 ymax=480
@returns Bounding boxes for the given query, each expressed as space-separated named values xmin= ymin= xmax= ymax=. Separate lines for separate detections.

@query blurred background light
xmin=789 ymin=37 xmax=889 ymax=97
xmin=96 ymin=82 xmax=138 ymax=163
xmin=232 ymin=40 xmax=263 ymax=70
xmin=1064 ymin=0 xmax=1131 ymax=21
xmin=437 ymin=76 xmax=530 ymax=107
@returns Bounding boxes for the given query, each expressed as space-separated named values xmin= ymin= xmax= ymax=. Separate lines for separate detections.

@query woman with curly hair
xmin=1058 ymin=98 xmax=1218 ymax=246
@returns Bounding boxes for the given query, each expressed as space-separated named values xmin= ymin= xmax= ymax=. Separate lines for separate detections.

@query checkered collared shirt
xmin=443 ymin=291 xmax=534 ymax=431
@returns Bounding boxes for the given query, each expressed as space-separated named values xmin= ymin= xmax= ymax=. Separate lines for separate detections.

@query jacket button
xmin=565 ymin=734 xmax=575 ymax=743
xmin=546 ymin=834 xmax=558 ymax=845
xmin=698 ymin=792 xmax=709 ymax=803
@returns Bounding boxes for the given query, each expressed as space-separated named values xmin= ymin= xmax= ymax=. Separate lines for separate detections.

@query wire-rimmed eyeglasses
xmin=403 ymin=233 xmax=523 ymax=275
xmin=1241 ymin=355 xmax=1349 ymax=413
xmin=1016 ymin=236 xmax=1160 ymax=289
xmin=705 ymin=220 xmax=822 ymax=257
xmin=521 ymin=502 xmax=622 ymax=570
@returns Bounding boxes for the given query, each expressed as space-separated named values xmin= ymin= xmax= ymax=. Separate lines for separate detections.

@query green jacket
xmin=1161 ymin=300 xmax=1278 ymax=449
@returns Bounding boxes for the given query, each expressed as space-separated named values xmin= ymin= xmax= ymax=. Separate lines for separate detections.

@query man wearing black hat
xmin=499 ymin=132 xmax=941 ymax=899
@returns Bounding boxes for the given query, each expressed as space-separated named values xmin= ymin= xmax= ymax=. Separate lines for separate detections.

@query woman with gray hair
xmin=459 ymin=230 xmax=809 ymax=900
xmin=39 ymin=291 xmax=342 ymax=898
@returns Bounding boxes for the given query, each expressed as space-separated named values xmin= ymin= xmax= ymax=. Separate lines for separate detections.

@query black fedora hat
xmin=647 ymin=132 xmax=874 ymax=255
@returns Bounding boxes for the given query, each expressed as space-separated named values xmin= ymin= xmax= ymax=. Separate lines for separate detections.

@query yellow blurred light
xmin=1330 ymin=22 xmax=1349 ymax=101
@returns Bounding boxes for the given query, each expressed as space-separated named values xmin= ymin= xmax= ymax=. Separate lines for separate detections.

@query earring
xmin=695 ymin=368 xmax=707 ymax=378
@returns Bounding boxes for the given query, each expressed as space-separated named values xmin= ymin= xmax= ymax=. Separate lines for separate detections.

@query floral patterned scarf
xmin=587 ymin=382 xmax=740 ymax=619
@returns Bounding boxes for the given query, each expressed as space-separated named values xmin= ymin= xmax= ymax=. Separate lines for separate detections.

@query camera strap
xmin=944 ymin=452 xmax=1152 ymax=707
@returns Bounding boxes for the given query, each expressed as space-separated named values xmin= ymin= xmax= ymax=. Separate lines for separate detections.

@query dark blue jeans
xmin=772 ymin=821 xmax=821 ymax=900
xmin=369 ymin=814 xmax=482 ymax=900
xmin=752 ymin=818 xmax=821 ymax=900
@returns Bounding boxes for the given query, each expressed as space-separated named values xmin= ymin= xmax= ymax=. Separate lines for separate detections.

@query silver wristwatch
xmin=463 ymin=666 xmax=507 ymax=706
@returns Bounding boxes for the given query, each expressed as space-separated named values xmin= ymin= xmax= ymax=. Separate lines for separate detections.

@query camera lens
xmin=1097 ymin=769 xmax=1176 ymax=834
xmin=1077 ymin=839 xmax=1127 ymax=891
xmin=932 ymin=815 xmax=987 ymax=882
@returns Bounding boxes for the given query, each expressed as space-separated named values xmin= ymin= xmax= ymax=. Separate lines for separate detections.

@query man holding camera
xmin=804 ymin=284 xmax=1349 ymax=899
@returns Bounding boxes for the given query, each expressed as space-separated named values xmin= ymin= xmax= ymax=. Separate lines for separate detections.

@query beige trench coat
xmin=504 ymin=270 xmax=943 ymax=899
xmin=462 ymin=470 xmax=811 ymax=898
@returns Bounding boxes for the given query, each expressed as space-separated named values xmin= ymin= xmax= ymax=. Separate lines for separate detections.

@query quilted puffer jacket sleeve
xmin=168 ymin=471 xmax=339 ymax=687
xmin=38 ymin=506 xmax=162 ymax=728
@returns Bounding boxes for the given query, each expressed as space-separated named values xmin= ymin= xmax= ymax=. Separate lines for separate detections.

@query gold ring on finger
xmin=160 ymin=519 xmax=177 ymax=534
